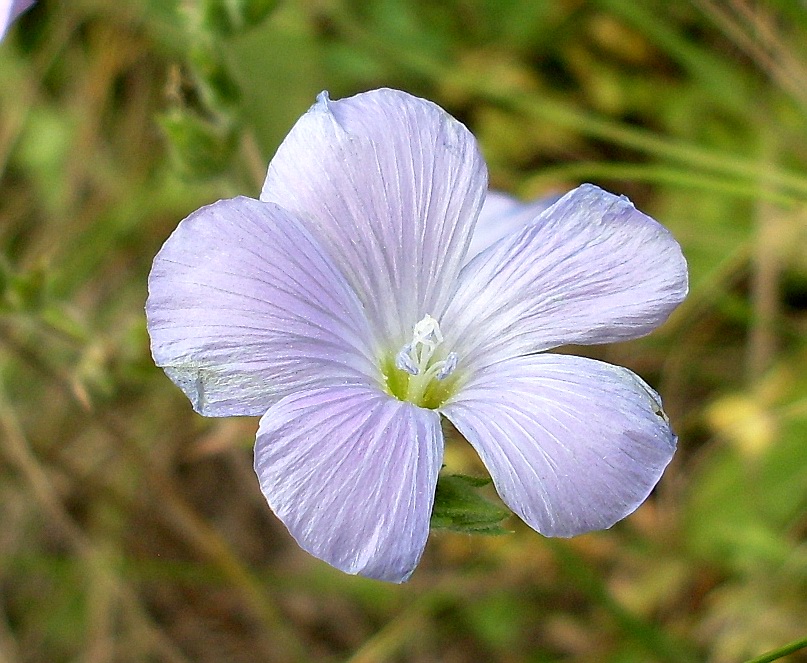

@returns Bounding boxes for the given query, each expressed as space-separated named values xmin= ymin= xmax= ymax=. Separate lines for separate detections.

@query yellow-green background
xmin=1 ymin=1 xmax=806 ymax=661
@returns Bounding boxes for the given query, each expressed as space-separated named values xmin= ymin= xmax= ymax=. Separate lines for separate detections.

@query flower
xmin=146 ymin=88 xmax=688 ymax=583
xmin=1 ymin=0 xmax=35 ymax=41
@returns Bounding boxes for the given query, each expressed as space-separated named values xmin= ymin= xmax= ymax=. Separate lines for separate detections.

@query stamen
xmin=394 ymin=344 xmax=419 ymax=375
xmin=435 ymin=352 xmax=458 ymax=380
xmin=397 ymin=315 xmax=449 ymax=375
xmin=391 ymin=314 xmax=458 ymax=405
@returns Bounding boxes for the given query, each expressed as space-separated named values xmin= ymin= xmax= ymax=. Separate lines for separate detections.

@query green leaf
xmin=228 ymin=10 xmax=328 ymax=156
xmin=159 ymin=109 xmax=239 ymax=180
xmin=189 ymin=44 xmax=242 ymax=112
xmin=430 ymin=473 xmax=512 ymax=535
xmin=5 ymin=265 xmax=49 ymax=312
xmin=197 ymin=0 xmax=279 ymax=38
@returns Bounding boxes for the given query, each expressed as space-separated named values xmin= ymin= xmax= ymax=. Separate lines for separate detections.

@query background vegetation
xmin=1 ymin=0 xmax=806 ymax=661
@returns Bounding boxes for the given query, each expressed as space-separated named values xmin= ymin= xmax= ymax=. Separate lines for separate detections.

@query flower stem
xmin=742 ymin=635 xmax=807 ymax=663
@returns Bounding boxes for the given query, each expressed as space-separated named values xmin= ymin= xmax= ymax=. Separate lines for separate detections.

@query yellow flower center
xmin=382 ymin=314 xmax=459 ymax=409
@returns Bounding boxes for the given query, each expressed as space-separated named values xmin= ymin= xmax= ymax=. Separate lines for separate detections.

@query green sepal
xmin=430 ymin=473 xmax=512 ymax=535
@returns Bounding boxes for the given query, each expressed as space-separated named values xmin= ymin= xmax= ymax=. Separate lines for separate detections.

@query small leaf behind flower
xmin=186 ymin=0 xmax=279 ymax=38
xmin=159 ymin=109 xmax=238 ymax=180
xmin=430 ymin=473 xmax=512 ymax=535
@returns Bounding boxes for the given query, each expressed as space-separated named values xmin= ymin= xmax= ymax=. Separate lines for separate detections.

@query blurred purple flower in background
xmin=466 ymin=189 xmax=561 ymax=262
xmin=146 ymin=88 xmax=688 ymax=582
xmin=1 ymin=0 xmax=34 ymax=40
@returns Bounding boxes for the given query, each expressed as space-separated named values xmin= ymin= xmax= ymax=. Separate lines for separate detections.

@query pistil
xmin=393 ymin=314 xmax=458 ymax=406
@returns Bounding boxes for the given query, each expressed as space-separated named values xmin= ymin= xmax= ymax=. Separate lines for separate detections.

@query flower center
xmin=383 ymin=314 xmax=459 ymax=408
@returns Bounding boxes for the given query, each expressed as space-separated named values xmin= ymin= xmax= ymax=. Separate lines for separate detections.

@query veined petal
xmin=444 ymin=184 xmax=688 ymax=370
xmin=441 ymin=354 xmax=676 ymax=537
xmin=260 ymin=88 xmax=488 ymax=349
xmin=254 ymin=386 xmax=443 ymax=582
xmin=146 ymin=197 xmax=377 ymax=417
xmin=466 ymin=190 xmax=561 ymax=264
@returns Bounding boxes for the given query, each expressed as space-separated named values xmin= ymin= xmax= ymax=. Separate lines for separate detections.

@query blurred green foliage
xmin=1 ymin=0 xmax=806 ymax=661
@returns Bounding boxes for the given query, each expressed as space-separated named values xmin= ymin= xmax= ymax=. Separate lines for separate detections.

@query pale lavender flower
xmin=146 ymin=88 xmax=688 ymax=583
xmin=1 ymin=0 xmax=34 ymax=40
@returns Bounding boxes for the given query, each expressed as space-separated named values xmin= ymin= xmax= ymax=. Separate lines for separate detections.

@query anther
xmin=396 ymin=314 xmax=458 ymax=384
xmin=395 ymin=344 xmax=419 ymax=375
xmin=435 ymin=352 xmax=458 ymax=380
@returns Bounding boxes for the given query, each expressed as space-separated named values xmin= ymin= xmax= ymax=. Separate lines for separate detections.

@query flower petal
xmin=441 ymin=354 xmax=677 ymax=537
xmin=146 ymin=197 xmax=377 ymax=417
xmin=254 ymin=386 xmax=443 ymax=582
xmin=260 ymin=88 xmax=487 ymax=349
xmin=443 ymin=184 xmax=688 ymax=369
xmin=466 ymin=190 xmax=561 ymax=263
